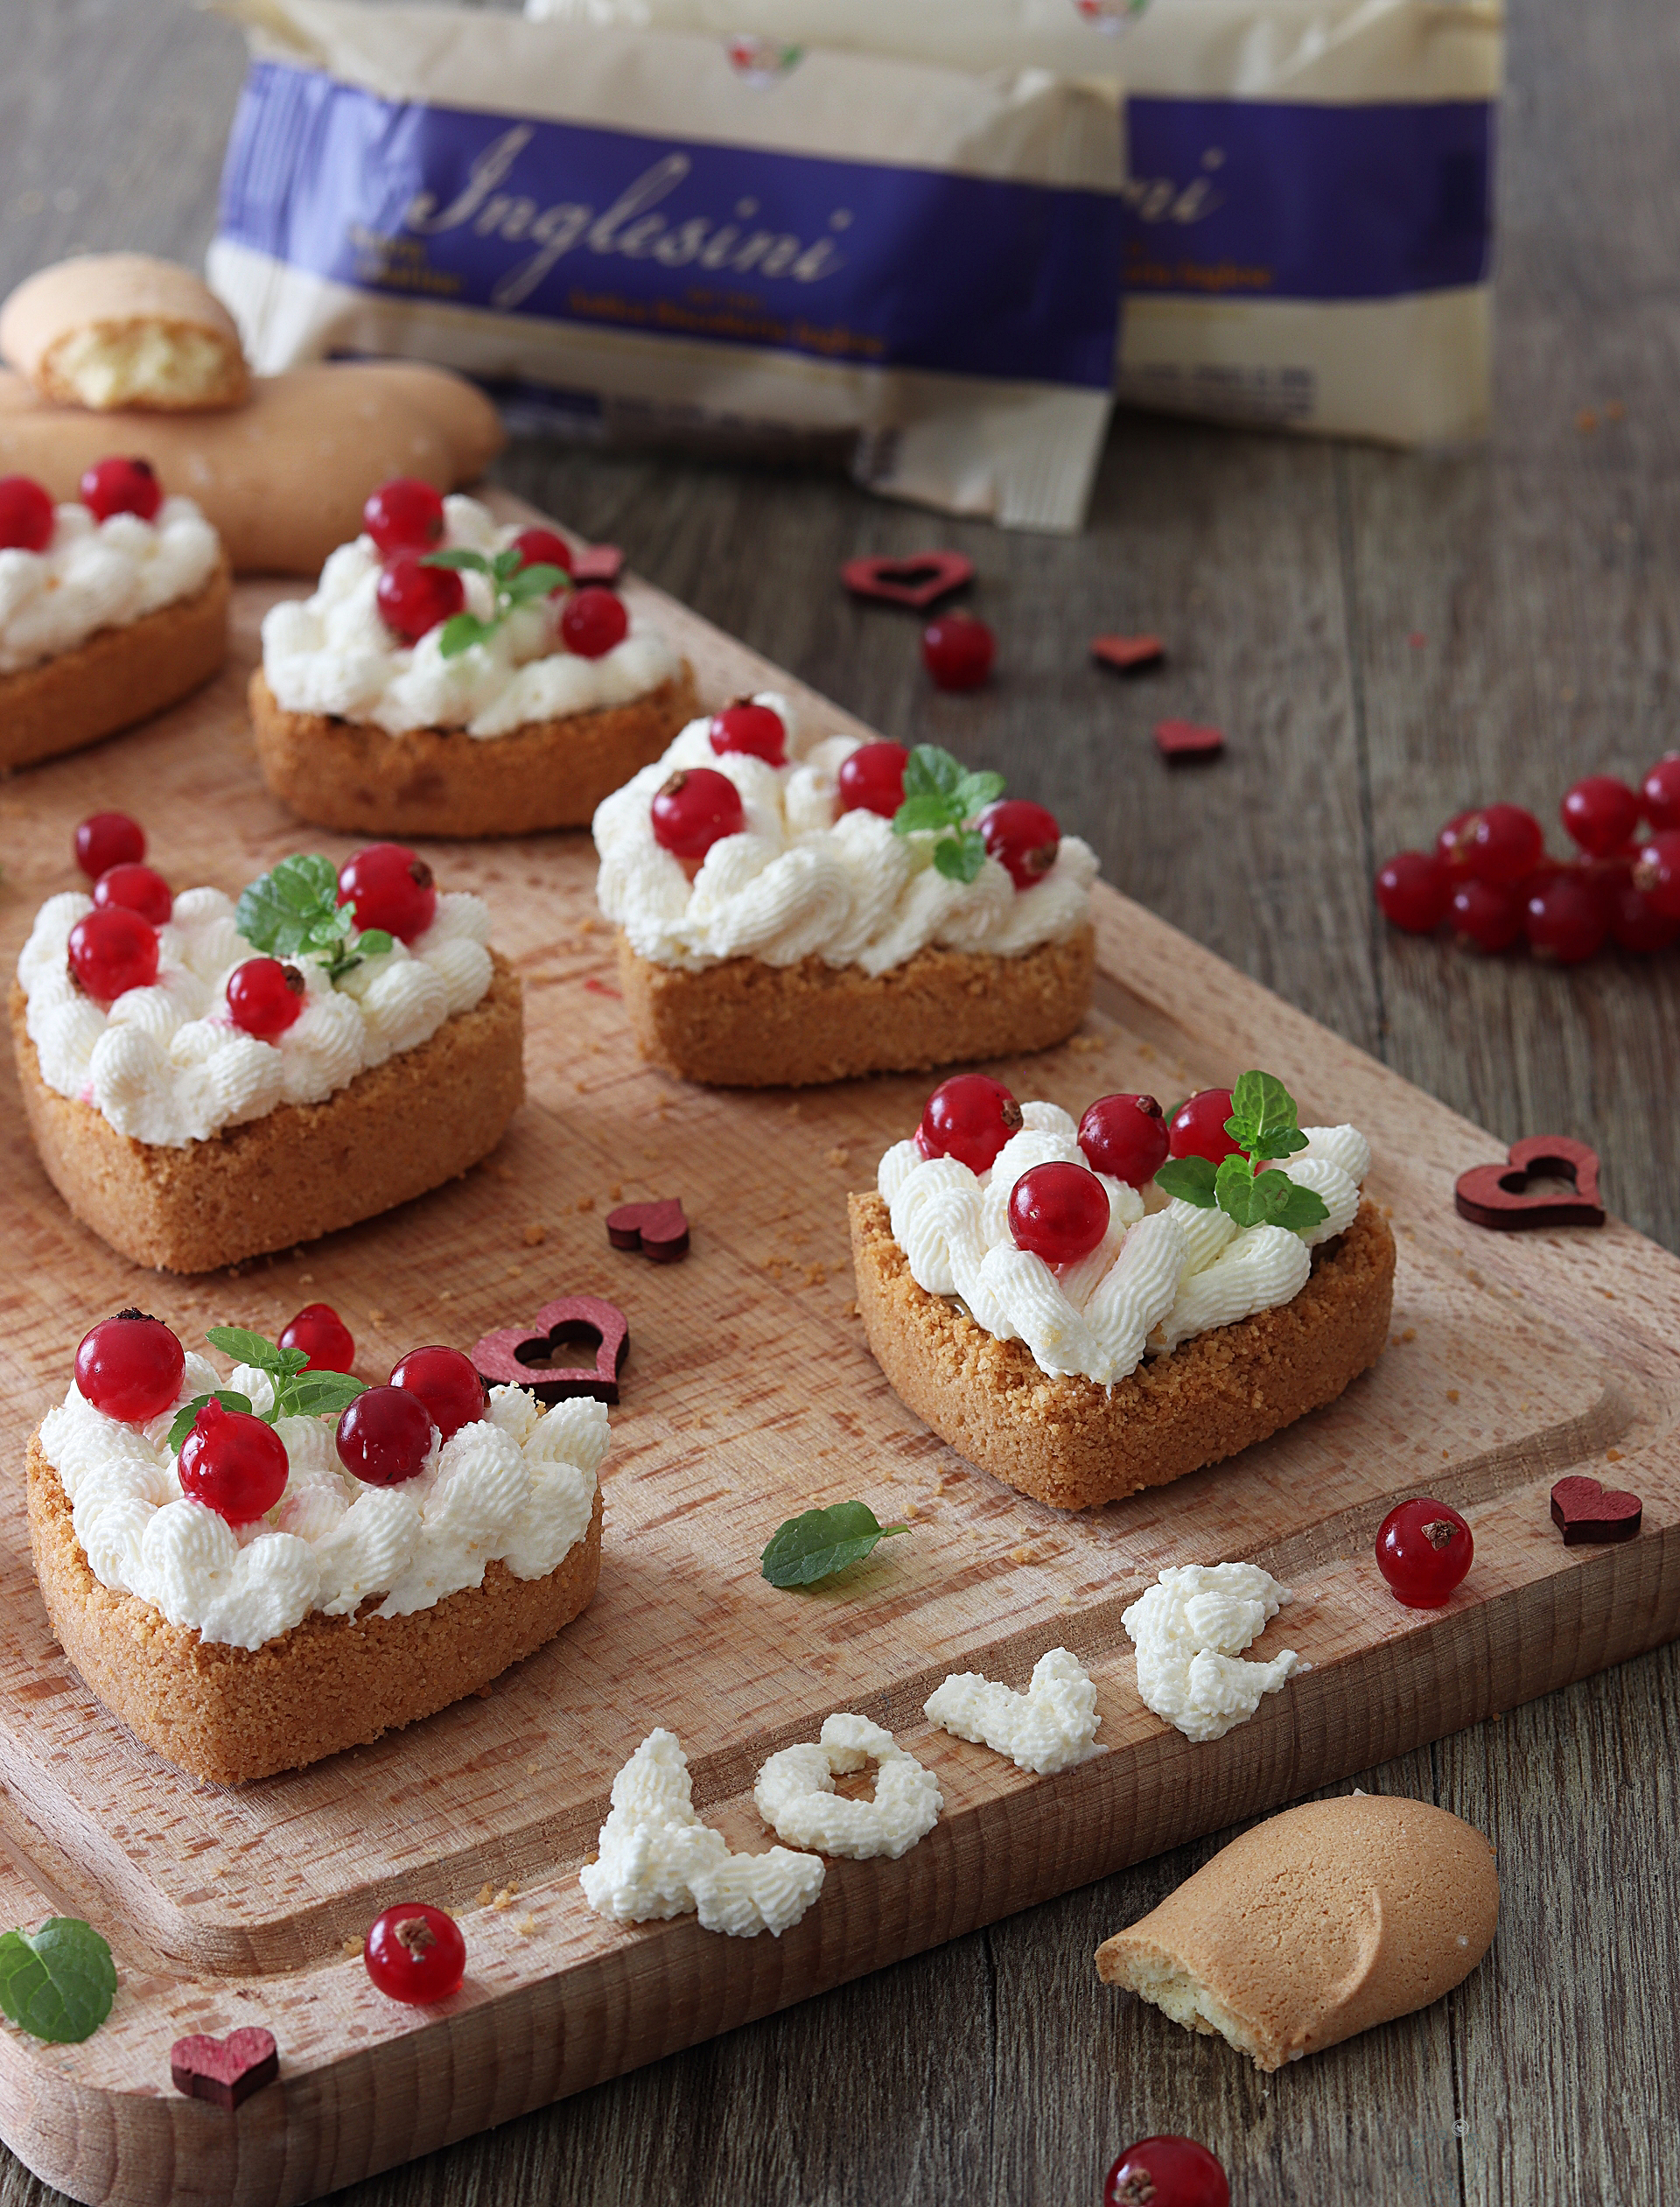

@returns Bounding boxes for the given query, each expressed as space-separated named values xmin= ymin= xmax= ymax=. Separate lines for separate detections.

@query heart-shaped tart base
xmin=1454 ymin=1136 xmax=1605 ymax=1230
xmin=1550 ymin=1474 xmax=1642 ymax=1545
xmin=472 ymin=1295 xmax=631 ymax=1405
xmin=171 ymin=2025 xmax=278 ymax=2109
xmin=840 ymin=551 xmax=975 ymax=610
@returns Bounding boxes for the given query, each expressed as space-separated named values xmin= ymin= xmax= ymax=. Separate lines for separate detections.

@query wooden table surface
xmin=2 ymin=3 xmax=1675 ymax=2203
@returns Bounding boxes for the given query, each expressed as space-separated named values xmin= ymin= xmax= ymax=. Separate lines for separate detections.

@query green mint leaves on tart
xmin=891 ymin=745 xmax=1005 ymax=884
xmin=235 ymin=855 xmax=393 ymax=984
xmin=0 ymin=1919 xmax=116 ymax=2043
xmin=1153 ymin=1070 xmax=1330 ymax=1236
xmin=424 ymin=545 xmax=569 ymax=660
xmin=760 ymin=1501 xmax=909 ymax=1590
xmin=166 ymin=1327 xmax=366 ymax=1450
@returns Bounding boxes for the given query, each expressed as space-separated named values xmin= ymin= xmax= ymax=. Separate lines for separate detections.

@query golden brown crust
xmin=849 ymin=1192 xmax=1396 ymax=1510
xmin=248 ymin=662 xmax=701 ymax=837
xmin=27 ymin=1434 xmax=601 ymax=1785
xmin=0 ymin=556 xmax=230 ymax=771
xmin=615 ymin=923 xmax=1096 ymax=1089
xmin=9 ymin=953 xmax=524 ymax=1273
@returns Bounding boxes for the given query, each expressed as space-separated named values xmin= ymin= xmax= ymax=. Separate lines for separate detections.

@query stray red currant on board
xmin=363 ymin=1903 xmax=466 ymax=2005
xmin=1104 ymin=2135 xmax=1230 ymax=2207
xmin=921 ymin=609 xmax=995 ymax=691
xmin=1376 ymin=1497 xmax=1474 ymax=1608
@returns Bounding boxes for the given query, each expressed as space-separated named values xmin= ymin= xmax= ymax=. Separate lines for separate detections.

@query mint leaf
xmin=235 ymin=854 xmax=341 ymax=959
xmin=1261 ymin=1176 xmax=1330 ymax=1234
xmin=952 ymin=769 xmax=1005 ymax=817
xmin=901 ymin=745 xmax=964 ymax=804
xmin=1214 ymin=1152 xmax=1264 ymax=1226
xmin=933 ymin=831 xmax=987 ymax=884
xmin=490 ymin=546 xmax=523 ymax=579
xmin=894 ymin=793 xmax=962 ymax=837
xmin=206 ymin=1325 xmax=294 ymax=1376
xmin=438 ymin=613 xmax=495 ymax=660
xmin=1155 ymin=1155 xmax=1218 ymax=1208
xmin=0 ymin=1919 xmax=116 ymax=2043
xmin=274 ymin=1370 xmax=367 ymax=1422
xmin=166 ymin=1391 xmax=254 ymax=1453
xmin=424 ymin=547 xmax=490 ymax=573
xmin=356 ymin=928 xmax=393 ymax=959
xmin=1227 ymin=1070 xmax=1307 ymax=1162
xmin=760 ymin=1502 xmax=908 ymax=1589
xmin=505 ymin=563 xmax=565 ymax=603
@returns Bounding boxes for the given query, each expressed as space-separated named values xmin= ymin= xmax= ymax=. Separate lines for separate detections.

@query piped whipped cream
xmin=581 ymin=1728 xmax=825 ymax=1937
xmin=1122 ymin=1564 xmax=1304 ymax=1743
xmin=0 ymin=495 xmax=220 ymax=676
xmin=924 ymin=1646 xmax=1100 ymax=1775
xmin=878 ymin=1105 xmax=1370 ymax=1384
xmin=38 ymin=1361 xmax=603 ymax=1652
xmin=261 ymin=494 xmax=681 ymax=737
xmin=593 ymin=694 xmax=1097 ymax=976
xmin=753 ymin=1713 xmax=943 ymax=1860
xmin=18 ymin=885 xmax=494 ymax=1147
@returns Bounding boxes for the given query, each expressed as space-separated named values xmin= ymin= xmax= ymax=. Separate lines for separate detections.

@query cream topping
xmin=38 ymin=1361 xmax=603 ymax=1653
xmin=0 ymin=495 xmax=220 ymax=676
xmin=1121 ymin=1564 xmax=1304 ymax=1744
xmin=593 ymin=695 xmax=1098 ymax=976
xmin=924 ymin=1647 xmax=1100 ymax=1775
xmin=877 ymin=1106 xmax=1370 ymax=1384
xmin=752 ymin=1713 xmax=943 ymax=1860
xmin=260 ymin=494 xmax=680 ymax=736
xmin=18 ymin=885 xmax=494 ymax=1148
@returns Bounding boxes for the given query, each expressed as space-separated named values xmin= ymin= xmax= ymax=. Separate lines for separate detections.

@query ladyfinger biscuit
xmin=0 ymin=254 xmax=248 ymax=411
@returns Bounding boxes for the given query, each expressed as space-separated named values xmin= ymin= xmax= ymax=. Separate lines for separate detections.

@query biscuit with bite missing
xmin=1096 ymin=1794 xmax=1499 ymax=2070
xmin=0 ymin=255 xmax=248 ymax=412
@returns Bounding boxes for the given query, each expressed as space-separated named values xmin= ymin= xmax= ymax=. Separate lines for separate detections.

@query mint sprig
xmin=760 ymin=1501 xmax=908 ymax=1589
xmin=891 ymin=745 xmax=1005 ymax=885
xmin=1154 ymin=1070 xmax=1330 ymax=1236
xmin=424 ymin=545 xmax=568 ymax=660
xmin=0 ymin=1919 xmax=116 ymax=2043
xmin=234 ymin=855 xmax=394 ymax=985
xmin=167 ymin=1326 xmax=365 ymax=1451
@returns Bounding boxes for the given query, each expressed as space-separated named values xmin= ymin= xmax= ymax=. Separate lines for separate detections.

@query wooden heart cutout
xmin=171 ymin=2026 xmax=278 ymax=2109
xmin=472 ymin=1296 xmax=630 ymax=1405
xmin=1454 ymin=1136 xmax=1605 ymax=1230
xmin=570 ymin=543 xmax=624 ymax=585
xmin=1091 ymin=632 xmax=1165 ymax=674
xmin=1550 ymin=1475 xmax=1642 ymax=1545
xmin=841 ymin=551 xmax=975 ymax=610
xmin=1154 ymin=718 xmax=1224 ymax=761
xmin=606 ymin=1198 xmax=690 ymax=1263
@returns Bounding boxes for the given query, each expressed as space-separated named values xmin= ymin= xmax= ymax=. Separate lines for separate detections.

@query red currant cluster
xmin=0 ymin=457 xmax=164 ymax=550
xmin=1375 ymin=758 xmax=1680 ymax=963
xmin=362 ymin=477 xmax=628 ymax=657
xmin=66 ymin=814 xmax=438 ymax=1034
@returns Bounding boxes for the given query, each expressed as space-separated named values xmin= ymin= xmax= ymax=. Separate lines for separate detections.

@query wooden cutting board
xmin=0 ymin=509 xmax=1675 ymax=2207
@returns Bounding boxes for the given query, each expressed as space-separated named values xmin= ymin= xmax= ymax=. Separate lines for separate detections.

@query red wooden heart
xmin=570 ymin=543 xmax=624 ymax=585
xmin=606 ymin=1198 xmax=690 ymax=1263
xmin=841 ymin=551 xmax=975 ymax=611
xmin=1091 ymin=632 xmax=1165 ymax=674
xmin=472 ymin=1296 xmax=630 ymax=1405
xmin=1154 ymin=718 xmax=1224 ymax=761
xmin=1454 ymin=1136 xmax=1605 ymax=1230
xmin=171 ymin=2026 xmax=278 ymax=2109
xmin=1550 ymin=1475 xmax=1642 ymax=1545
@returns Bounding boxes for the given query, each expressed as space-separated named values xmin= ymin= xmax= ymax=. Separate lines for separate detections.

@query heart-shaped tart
xmin=1550 ymin=1474 xmax=1642 ymax=1545
xmin=606 ymin=1198 xmax=690 ymax=1263
xmin=840 ymin=550 xmax=975 ymax=610
xmin=171 ymin=2026 xmax=278 ymax=2109
xmin=472 ymin=1295 xmax=631 ymax=1404
xmin=1454 ymin=1136 xmax=1605 ymax=1230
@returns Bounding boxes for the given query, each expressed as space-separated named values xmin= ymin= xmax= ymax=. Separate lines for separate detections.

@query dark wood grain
xmin=0 ymin=1 xmax=1675 ymax=2203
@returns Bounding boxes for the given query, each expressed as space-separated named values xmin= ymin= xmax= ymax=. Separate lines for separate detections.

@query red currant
xmin=1374 ymin=850 xmax=1450 ymax=933
xmin=0 ymin=474 xmax=54 ymax=552
xmin=1078 ymin=1093 xmax=1169 ymax=1186
xmin=650 ymin=767 xmax=745 ymax=860
xmin=337 ymin=844 xmax=437 ymax=942
xmin=362 ymin=477 xmax=445 ymax=557
xmin=227 ymin=957 xmax=305 ymax=1039
xmin=977 ymin=798 xmax=1060 ymax=890
xmin=921 ymin=610 xmax=995 ymax=691
xmin=376 ymin=554 xmax=464 ymax=644
xmin=1104 ymin=2136 xmax=1229 ymax=2207
xmin=93 ymin=863 xmax=172 ymax=928
xmin=709 ymin=699 xmax=787 ymax=767
xmin=1561 ymin=774 xmax=1640 ymax=857
xmin=1435 ymin=809 xmax=1479 ymax=871
xmin=67 ymin=906 xmax=158 ymax=1002
xmin=914 ymin=1074 xmax=1023 ymax=1172
xmin=388 ymin=1344 xmax=486 ymax=1440
xmin=80 ymin=456 xmax=162 ymax=523
xmin=336 ymin=1385 xmax=434 ymax=1486
xmin=75 ymin=1309 xmax=184 ymax=1422
xmin=1376 ymin=1496 xmax=1474 ymax=1608
xmin=1641 ymin=754 xmax=1680 ymax=832
xmin=836 ymin=740 xmax=909 ymax=818
xmin=279 ymin=1302 xmax=355 ymax=1374
xmin=1606 ymin=871 xmax=1680 ymax=955
xmin=1523 ymin=873 xmax=1607 ymax=963
xmin=1168 ymin=1089 xmax=1239 ymax=1166
xmin=363 ymin=1903 xmax=466 ymax=2004
xmin=510 ymin=526 xmax=572 ymax=585
xmin=1448 ymin=879 xmax=1522 ymax=955
xmin=178 ymin=1398 xmax=289 ymax=1524
xmin=560 ymin=585 xmax=628 ymax=658
xmin=74 ymin=811 xmax=145 ymax=879
xmin=1007 ymin=1160 xmax=1110 ymax=1265
xmin=1632 ymin=830 xmax=1680 ymax=919
xmin=1464 ymin=803 xmax=1545 ymax=887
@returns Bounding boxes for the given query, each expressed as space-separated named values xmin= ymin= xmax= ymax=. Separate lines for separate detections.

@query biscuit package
xmin=208 ymin=0 xmax=1128 ymax=532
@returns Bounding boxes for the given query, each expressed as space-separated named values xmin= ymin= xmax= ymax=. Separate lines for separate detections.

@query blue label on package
xmin=1120 ymin=97 xmax=1494 ymax=302
xmin=216 ymin=61 xmax=1125 ymax=389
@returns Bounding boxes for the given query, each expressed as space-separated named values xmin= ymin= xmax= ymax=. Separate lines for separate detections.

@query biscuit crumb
xmin=522 ymin=1223 xmax=548 ymax=1246
xmin=368 ymin=1308 xmax=387 ymax=1324
xmin=1606 ymin=1447 xmax=1623 ymax=1462
xmin=608 ymin=1181 xmax=622 ymax=1202
xmin=516 ymin=1914 xmax=538 ymax=1937
xmin=492 ymin=1886 xmax=517 ymax=1910
xmin=1138 ymin=1042 xmax=1155 ymax=1061
xmin=804 ymin=1263 xmax=828 ymax=1286
xmin=826 ymin=1146 xmax=851 ymax=1167
xmin=903 ymin=1503 xmax=919 ymax=1519
xmin=525 ymin=1761 xmax=540 ymax=1775
xmin=1007 ymin=1544 xmax=1033 ymax=1564
xmin=1068 ymin=1035 xmax=1098 ymax=1054
xmin=1401 ymin=1327 xmax=1417 ymax=1343
xmin=298 ymin=1273 xmax=313 ymax=1285
xmin=1446 ymin=1389 xmax=1460 ymax=1404
xmin=577 ymin=1196 xmax=595 ymax=1213
xmin=477 ymin=1883 xmax=494 ymax=1907
xmin=341 ymin=1935 xmax=362 ymax=1958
